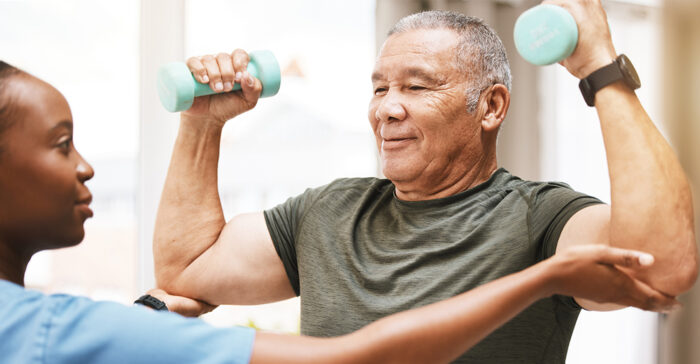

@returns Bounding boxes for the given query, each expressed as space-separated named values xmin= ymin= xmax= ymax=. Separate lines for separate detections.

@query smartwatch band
xmin=134 ymin=294 xmax=169 ymax=311
xmin=578 ymin=54 xmax=641 ymax=107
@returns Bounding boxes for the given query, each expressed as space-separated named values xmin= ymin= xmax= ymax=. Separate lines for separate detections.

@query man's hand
xmin=182 ymin=49 xmax=263 ymax=125
xmin=146 ymin=288 xmax=217 ymax=317
xmin=543 ymin=0 xmax=617 ymax=79
xmin=546 ymin=245 xmax=680 ymax=312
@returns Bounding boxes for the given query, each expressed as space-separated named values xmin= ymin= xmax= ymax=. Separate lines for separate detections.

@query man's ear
xmin=480 ymin=84 xmax=510 ymax=132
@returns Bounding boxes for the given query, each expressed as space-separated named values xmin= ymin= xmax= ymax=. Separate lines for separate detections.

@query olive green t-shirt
xmin=264 ymin=168 xmax=602 ymax=363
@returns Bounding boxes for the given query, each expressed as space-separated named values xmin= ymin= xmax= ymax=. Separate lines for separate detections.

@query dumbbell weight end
xmin=514 ymin=4 xmax=579 ymax=66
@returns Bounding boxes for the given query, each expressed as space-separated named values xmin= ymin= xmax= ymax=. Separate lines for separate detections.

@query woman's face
xmin=0 ymin=75 xmax=94 ymax=252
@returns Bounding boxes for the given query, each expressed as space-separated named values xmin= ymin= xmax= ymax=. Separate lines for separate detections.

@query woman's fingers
xmin=593 ymin=245 xmax=655 ymax=268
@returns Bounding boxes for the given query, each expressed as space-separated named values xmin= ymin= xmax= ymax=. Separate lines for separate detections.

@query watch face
xmin=618 ymin=54 xmax=641 ymax=89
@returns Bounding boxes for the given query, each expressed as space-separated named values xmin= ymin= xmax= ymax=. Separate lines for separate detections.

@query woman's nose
xmin=76 ymin=156 xmax=94 ymax=183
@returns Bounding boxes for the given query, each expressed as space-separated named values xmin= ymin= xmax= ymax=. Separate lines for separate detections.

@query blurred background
xmin=1 ymin=0 xmax=698 ymax=362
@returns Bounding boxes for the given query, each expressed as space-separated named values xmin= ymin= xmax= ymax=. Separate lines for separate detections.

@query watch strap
xmin=134 ymin=294 xmax=169 ymax=311
xmin=578 ymin=59 xmax=623 ymax=107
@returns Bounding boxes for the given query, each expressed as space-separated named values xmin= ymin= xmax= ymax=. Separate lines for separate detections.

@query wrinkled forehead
xmin=373 ymin=28 xmax=464 ymax=82
xmin=379 ymin=28 xmax=460 ymax=60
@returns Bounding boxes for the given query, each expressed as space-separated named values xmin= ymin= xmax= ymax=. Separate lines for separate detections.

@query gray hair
xmin=388 ymin=10 xmax=512 ymax=112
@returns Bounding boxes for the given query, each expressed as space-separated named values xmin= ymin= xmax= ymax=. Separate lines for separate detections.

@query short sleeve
xmin=527 ymin=183 xmax=603 ymax=310
xmin=45 ymin=295 xmax=256 ymax=364
xmin=264 ymin=185 xmax=327 ymax=296
xmin=528 ymin=182 xmax=603 ymax=261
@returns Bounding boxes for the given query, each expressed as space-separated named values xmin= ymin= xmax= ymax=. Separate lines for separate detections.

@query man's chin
xmin=381 ymin=164 xmax=420 ymax=184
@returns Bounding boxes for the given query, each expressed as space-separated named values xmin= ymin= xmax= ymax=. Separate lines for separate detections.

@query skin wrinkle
xmin=369 ymin=27 xmax=505 ymax=201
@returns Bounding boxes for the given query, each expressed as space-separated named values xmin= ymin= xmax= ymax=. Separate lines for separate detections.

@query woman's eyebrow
xmin=50 ymin=120 xmax=73 ymax=133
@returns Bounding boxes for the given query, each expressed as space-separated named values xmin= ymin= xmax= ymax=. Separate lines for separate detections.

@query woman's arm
xmin=250 ymin=245 xmax=677 ymax=364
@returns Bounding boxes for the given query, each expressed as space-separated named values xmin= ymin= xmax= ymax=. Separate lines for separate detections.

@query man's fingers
xmin=201 ymin=55 xmax=224 ymax=93
xmin=186 ymin=57 xmax=209 ymax=84
xmin=216 ymin=53 xmax=235 ymax=92
xmin=232 ymin=48 xmax=250 ymax=85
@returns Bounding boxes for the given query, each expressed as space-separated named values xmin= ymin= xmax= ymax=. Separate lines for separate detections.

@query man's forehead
xmin=373 ymin=29 xmax=461 ymax=82
xmin=379 ymin=28 xmax=460 ymax=57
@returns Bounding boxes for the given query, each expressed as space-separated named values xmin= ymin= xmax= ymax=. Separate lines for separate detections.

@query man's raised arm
xmin=153 ymin=50 xmax=295 ymax=306
xmin=551 ymin=0 xmax=697 ymax=301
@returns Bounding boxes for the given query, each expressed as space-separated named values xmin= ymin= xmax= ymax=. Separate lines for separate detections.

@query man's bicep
xmin=556 ymin=204 xmax=623 ymax=311
xmin=556 ymin=204 xmax=611 ymax=252
xmin=179 ymin=211 xmax=296 ymax=305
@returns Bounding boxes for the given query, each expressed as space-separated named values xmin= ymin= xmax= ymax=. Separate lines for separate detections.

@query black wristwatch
xmin=578 ymin=54 xmax=641 ymax=107
xmin=134 ymin=294 xmax=169 ymax=311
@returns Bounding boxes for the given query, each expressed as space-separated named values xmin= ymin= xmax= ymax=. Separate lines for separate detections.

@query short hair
xmin=0 ymin=61 xmax=23 ymax=155
xmin=388 ymin=10 xmax=512 ymax=112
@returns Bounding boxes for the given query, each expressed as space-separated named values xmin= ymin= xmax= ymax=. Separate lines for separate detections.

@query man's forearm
xmin=596 ymin=82 xmax=698 ymax=294
xmin=153 ymin=116 xmax=226 ymax=289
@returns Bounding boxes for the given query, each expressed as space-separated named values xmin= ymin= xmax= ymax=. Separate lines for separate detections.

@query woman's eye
xmin=58 ymin=138 xmax=72 ymax=152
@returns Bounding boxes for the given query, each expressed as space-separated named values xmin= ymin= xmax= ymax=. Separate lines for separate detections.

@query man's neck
xmin=0 ymin=240 xmax=31 ymax=286
xmin=394 ymin=158 xmax=498 ymax=201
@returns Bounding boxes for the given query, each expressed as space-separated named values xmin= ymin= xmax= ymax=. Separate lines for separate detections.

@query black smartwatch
xmin=578 ymin=54 xmax=641 ymax=107
xmin=134 ymin=294 xmax=169 ymax=311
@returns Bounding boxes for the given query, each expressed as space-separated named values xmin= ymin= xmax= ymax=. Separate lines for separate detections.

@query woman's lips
xmin=76 ymin=195 xmax=93 ymax=218
xmin=76 ymin=203 xmax=93 ymax=218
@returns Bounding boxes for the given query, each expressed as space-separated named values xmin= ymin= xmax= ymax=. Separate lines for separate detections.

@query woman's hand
xmin=547 ymin=245 xmax=680 ymax=312
xmin=146 ymin=288 xmax=217 ymax=317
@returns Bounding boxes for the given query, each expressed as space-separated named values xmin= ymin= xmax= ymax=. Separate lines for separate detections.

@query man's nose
xmin=375 ymin=90 xmax=406 ymax=122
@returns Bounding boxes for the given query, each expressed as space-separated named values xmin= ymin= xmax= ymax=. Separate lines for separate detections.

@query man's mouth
xmin=382 ymin=137 xmax=416 ymax=150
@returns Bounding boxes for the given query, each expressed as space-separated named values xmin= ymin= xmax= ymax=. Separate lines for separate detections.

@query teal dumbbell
xmin=157 ymin=50 xmax=281 ymax=112
xmin=513 ymin=4 xmax=578 ymax=66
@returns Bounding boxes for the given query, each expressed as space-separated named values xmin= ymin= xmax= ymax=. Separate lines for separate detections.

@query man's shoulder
xmin=495 ymin=169 xmax=578 ymax=195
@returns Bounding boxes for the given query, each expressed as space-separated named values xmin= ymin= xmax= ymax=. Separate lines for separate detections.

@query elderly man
xmin=153 ymin=1 xmax=697 ymax=362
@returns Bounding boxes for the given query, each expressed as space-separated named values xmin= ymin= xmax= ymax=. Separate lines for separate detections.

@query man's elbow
xmin=658 ymin=234 xmax=699 ymax=296
xmin=153 ymin=262 xmax=193 ymax=295
xmin=676 ymin=247 xmax=699 ymax=294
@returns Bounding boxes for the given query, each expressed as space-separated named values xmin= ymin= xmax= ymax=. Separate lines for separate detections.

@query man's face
xmin=368 ymin=28 xmax=483 ymax=193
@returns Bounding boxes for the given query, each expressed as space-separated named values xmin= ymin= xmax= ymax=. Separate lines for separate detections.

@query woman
xmin=0 ymin=61 xmax=676 ymax=364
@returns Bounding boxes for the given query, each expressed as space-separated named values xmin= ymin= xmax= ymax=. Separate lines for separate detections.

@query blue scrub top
xmin=0 ymin=280 xmax=255 ymax=364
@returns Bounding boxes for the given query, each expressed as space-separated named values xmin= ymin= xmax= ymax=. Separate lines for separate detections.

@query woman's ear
xmin=481 ymin=84 xmax=510 ymax=132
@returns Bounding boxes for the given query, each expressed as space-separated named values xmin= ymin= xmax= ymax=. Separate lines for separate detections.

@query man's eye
xmin=374 ymin=87 xmax=387 ymax=95
xmin=409 ymin=85 xmax=426 ymax=91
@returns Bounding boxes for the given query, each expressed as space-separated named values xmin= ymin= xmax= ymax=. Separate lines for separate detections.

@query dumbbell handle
xmin=157 ymin=50 xmax=281 ymax=112
xmin=188 ymin=62 xmax=262 ymax=98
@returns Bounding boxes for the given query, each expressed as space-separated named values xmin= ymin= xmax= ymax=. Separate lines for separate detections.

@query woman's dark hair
xmin=0 ymin=61 xmax=23 ymax=155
